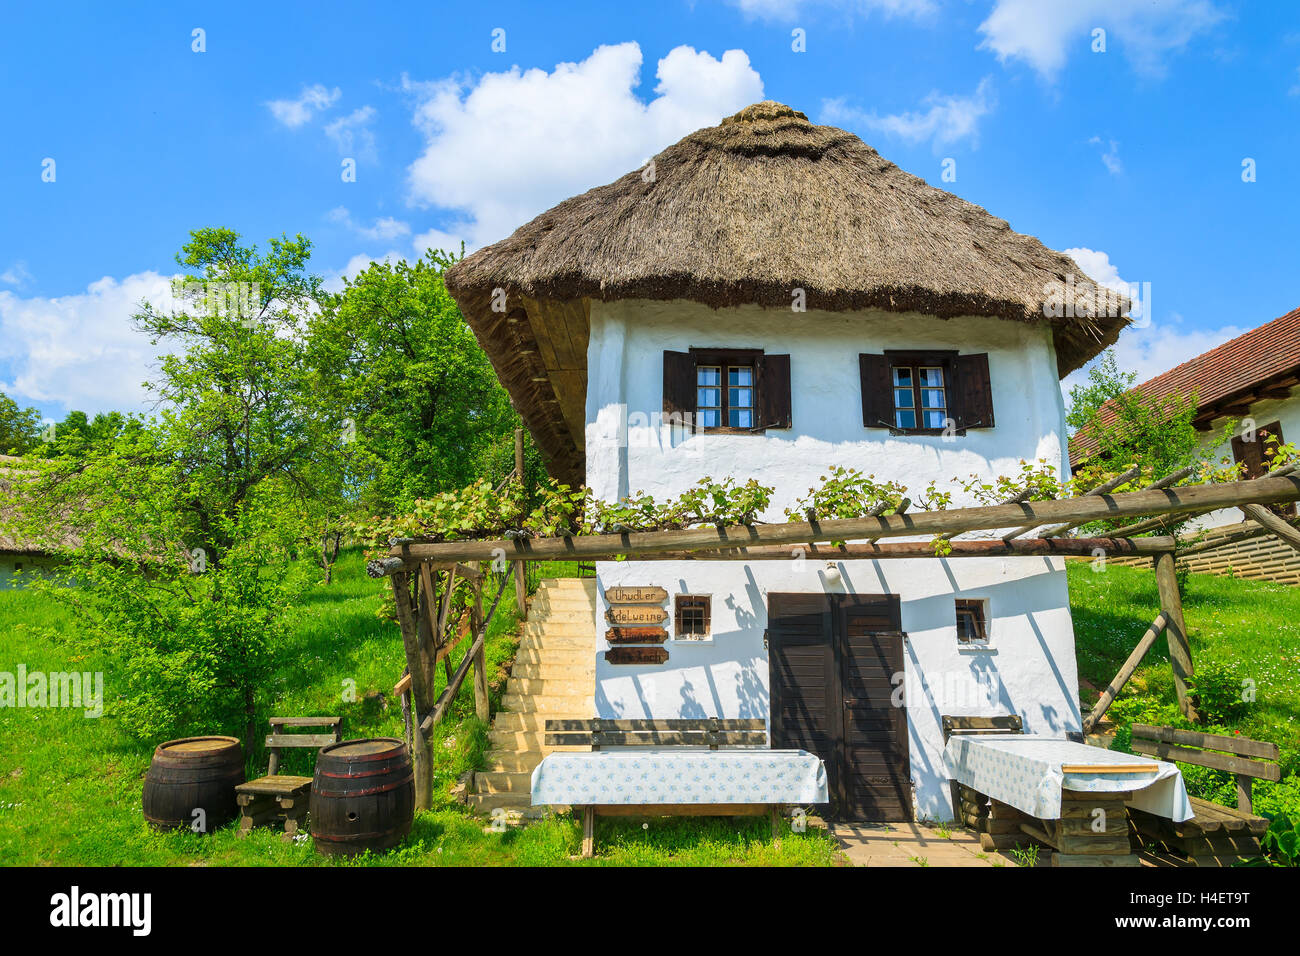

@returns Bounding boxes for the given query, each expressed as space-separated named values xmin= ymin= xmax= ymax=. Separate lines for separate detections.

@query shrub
xmin=1188 ymin=658 xmax=1252 ymax=724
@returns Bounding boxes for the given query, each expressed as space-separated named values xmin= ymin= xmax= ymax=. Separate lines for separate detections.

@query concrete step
xmin=509 ymin=660 xmax=594 ymax=681
xmin=476 ymin=770 xmax=535 ymax=793
xmin=493 ymin=710 xmax=591 ymax=732
xmin=488 ymin=728 xmax=591 ymax=751
xmin=502 ymin=693 xmax=593 ymax=713
xmin=511 ymin=647 xmax=592 ymax=666
xmin=528 ymin=610 xmax=595 ymax=626
xmin=518 ymin=636 xmax=594 ymax=652
xmin=483 ymin=749 xmax=546 ymax=773
xmin=539 ymin=578 xmax=594 ymax=591
xmin=506 ymin=676 xmax=593 ymax=698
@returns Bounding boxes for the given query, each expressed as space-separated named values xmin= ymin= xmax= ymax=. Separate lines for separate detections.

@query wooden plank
xmin=1131 ymin=724 xmax=1279 ymax=761
xmin=264 ymin=734 xmax=337 ymax=748
xmin=603 ymin=646 xmax=669 ymax=665
xmin=604 ymin=586 xmax=669 ymax=605
xmin=1060 ymin=764 xmax=1160 ymax=774
xmin=546 ymin=731 xmax=767 ymax=747
xmin=380 ymin=474 xmax=1300 ymax=568
xmin=605 ymin=626 xmax=668 ymax=644
xmin=545 ymin=718 xmax=766 ymax=731
xmin=1053 ymin=853 xmax=1139 ymax=867
xmin=606 ymin=606 xmax=669 ymax=626
xmin=1130 ymin=737 xmax=1281 ymax=781
xmin=268 ymin=716 xmax=341 ymax=727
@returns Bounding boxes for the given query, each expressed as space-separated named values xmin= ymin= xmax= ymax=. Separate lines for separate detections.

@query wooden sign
xmin=605 ymin=626 xmax=668 ymax=645
xmin=604 ymin=586 xmax=668 ymax=605
xmin=605 ymin=646 xmax=670 ymax=666
xmin=606 ymin=605 xmax=669 ymax=626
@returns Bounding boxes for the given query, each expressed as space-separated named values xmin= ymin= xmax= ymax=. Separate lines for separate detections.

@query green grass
xmin=0 ymin=551 xmax=836 ymax=866
xmin=1067 ymin=560 xmax=1300 ymax=816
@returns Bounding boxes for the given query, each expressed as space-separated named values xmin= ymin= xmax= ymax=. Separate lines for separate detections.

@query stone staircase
xmin=467 ymin=577 xmax=595 ymax=820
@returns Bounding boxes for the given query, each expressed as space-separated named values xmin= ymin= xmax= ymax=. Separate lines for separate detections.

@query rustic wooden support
xmin=1111 ymin=462 xmax=1298 ymax=538
xmin=1241 ymin=503 xmax=1300 ymax=554
xmin=392 ymin=571 xmax=435 ymax=809
xmin=1004 ymin=465 xmax=1141 ymax=541
xmin=417 ymin=572 xmax=510 ymax=736
xmin=514 ymin=428 xmax=528 ymax=617
xmin=1043 ymin=465 xmax=1195 ymax=539
xmin=1154 ymin=551 xmax=1197 ymax=722
xmin=428 ymin=562 xmax=456 ymax=685
xmin=471 ymin=561 xmax=489 ymax=723
xmin=1082 ymin=611 xmax=1170 ymax=735
xmin=374 ymin=474 xmax=1300 ymax=570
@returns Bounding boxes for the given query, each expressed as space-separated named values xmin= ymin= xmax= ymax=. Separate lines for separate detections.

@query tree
xmin=308 ymin=251 xmax=519 ymax=516
xmin=0 ymin=390 xmax=41 ymax=455
xmin=1067 ymin=349 xmax=1202 ymax=484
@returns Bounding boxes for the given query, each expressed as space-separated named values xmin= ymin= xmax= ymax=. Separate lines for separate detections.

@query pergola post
xmin=513 ymin=428 xmax=527 ymax=617
xmin=1153 ymin=551 xmax=1198 ymax=722
xmin=392 ymin=570 xmax=435 ymax=809
xmin=471 ymin=561 xmax=489 ymax=722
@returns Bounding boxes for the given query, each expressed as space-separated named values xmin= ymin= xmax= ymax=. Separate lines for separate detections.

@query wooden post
xmin=514 ymin=427 xmax=528 ymax=616
xmin=1154 ymin=551 xmax=1197 ymax=722
xmin=1082 ymin=611 xmax=1170 ymax=734
xmin=1241 ymin=502 xmax=1300 ymax=554
xmin=393 ymin=571 xmax=435 ymax=809
xmin=581 ymin=805 xmax=596 ymax=858
xmin=471 ymin=561 xmax=489 ymax=723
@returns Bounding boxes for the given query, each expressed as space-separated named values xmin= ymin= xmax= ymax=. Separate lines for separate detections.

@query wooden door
xmin=768 ymin=593 xmax=910 ymax=821
xmin=838 ymin=596 xmax=910 ymax=821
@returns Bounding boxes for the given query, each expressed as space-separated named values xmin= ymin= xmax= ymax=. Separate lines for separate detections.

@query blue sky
xmin=2 ymin=0 xmax=1298 ymax=421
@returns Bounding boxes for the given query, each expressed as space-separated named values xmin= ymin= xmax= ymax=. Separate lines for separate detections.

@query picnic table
xmin=944 ymin=734 xmax=1192 ymax=866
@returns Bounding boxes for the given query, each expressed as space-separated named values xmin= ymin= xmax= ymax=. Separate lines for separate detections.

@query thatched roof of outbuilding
xmin=446 ymin=101 xmax=1128 ymax=485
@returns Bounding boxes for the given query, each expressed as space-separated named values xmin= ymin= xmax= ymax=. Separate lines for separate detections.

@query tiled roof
xmin=1069 ymin=305 xmax=1300 ymax=465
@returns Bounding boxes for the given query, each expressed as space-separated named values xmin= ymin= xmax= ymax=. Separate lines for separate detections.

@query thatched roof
xmin=447 ymin=101 xmax=1128 ymax=484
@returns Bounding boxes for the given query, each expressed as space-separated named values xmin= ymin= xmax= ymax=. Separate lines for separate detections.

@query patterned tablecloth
xmin=943 ymin=735 xmax=1193 ymax=822
xmin=531 ymin=749 xmax=829 ymax=806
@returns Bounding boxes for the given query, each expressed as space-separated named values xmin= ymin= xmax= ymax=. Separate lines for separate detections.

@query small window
xmin=675 ymin=595 xmax=712 ymax=640
xmin=696 ymin=363 xmax=753 ymax=430
xmin=955 ymin=599 xmax=988 ymax=645
xmin=893 ymin=364 xmax=947 ymax=430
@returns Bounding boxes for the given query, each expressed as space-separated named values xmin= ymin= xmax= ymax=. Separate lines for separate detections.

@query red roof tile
xmin=1069 ymin=305 xmax=1300 ymax=465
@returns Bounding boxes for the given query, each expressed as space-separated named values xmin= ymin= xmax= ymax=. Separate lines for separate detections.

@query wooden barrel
xmin=142 ymin=736 xmax=244 ymax=832
xmin=310 ymin=738 xmax=414 ymax=857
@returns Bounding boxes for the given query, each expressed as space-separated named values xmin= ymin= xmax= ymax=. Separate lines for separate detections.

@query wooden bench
xmin=943 ymin=715 xmax=1029 ymax=854
xmin=1127 ymin=724 xmax=1280 ymax=865
xmin=542 ymin=718 xmax=782 ymax=858
xmin=235 ymin=717 xmax=342 ymax=842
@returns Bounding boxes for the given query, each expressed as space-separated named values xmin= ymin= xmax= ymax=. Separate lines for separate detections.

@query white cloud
xmin=1060 ymin=247 xmax=1244 ymax=396
xmin=324 ymin=106 xmax=378 ymax=161
xmin=327 ymin=206 xmax=411 ymax=242
xmin=0 ymin=261 xmax=33 ymax=288
xmin=726 ymin=0 xmax=936 ymax=21
xmin=267 ymin=84 xmax=341 ymax=127
xmin=820 ymin=77 xmax=995 ymax=150
xmin=404 ymin=42 xmax=763 ymax=249
xmin=0 ymin=272 xmax=175 ymax=413
xmin=979 ymin=0 xmax=1227 ymax=79
xmin=1089 ymin=136 xmax=1122 ymax=175
xmin=412 ymin=226 xmax=472 ymax=259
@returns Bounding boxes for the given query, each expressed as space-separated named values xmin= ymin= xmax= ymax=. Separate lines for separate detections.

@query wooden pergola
xmin=369 ymin=467 xmax=1300 ymax=808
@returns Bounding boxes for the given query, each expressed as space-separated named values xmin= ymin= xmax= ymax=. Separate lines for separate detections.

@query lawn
xmin=1068 ymin=560 xmax=1300 ymax=816
xmin=0 ymin=551 xmax=837 ymax=866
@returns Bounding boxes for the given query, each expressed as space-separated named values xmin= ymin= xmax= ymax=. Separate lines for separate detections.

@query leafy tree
xmin=0 ymin=390 xmax=41 ymax=455
xmin=308 ymin=251 xmax=520 ymax=515
xmin=1067 ymin=349 xmax=1202 ymax=485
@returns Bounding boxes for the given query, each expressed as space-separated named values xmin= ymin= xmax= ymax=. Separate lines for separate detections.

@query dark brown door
xmin=768 ymin=592 xmax=910 ymax=821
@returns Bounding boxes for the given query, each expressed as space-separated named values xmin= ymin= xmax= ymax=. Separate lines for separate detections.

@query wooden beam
xmin=1110 ymin=462 xmax=1298 ymax=538
xmin=613 ymin=537 xmax=1175 ymax=560
xmin=1082 ymin=611 xmax=1170 ymax=735
xmin=372 ymin=474 xmax=1300 ymax=571
xmin=1154 ymin=551 xmax=1197 ymax=722
xmin=391 ymin=572 xmax=433 ymax=810
xmin=1241 ymin=503 xmax=1300 ymax=554
xmin=1005 ymin=465 xmax=1141 ymax=541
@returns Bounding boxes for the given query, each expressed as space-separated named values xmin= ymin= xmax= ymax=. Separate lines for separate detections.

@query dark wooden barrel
xmin=142 ymin=736 xmax=244 ymax=832
xmin=310 ymin=738 xmax=414 ymax=857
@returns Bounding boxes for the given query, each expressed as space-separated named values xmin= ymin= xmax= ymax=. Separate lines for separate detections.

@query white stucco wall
xmin=1186 ymin=393 xmax=1300 ymax=531
xmin=0 ymin=553 xmax=60 ymax=590
xmin=584 ymin=299 xmax=1081 ymax=820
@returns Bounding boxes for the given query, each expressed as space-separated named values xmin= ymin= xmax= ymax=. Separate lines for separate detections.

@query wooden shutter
xmin=955 ymin=353 xmax=995 ymax=430
xmin=663 ymin=350 xmax=695 ymax=428
xmin=859 ymin=354 xmax=892 ymax=428
xmin=757 ymin=353 xmax=792 ymax=428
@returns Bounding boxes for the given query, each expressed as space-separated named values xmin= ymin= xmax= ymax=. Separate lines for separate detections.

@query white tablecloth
xmin=943 ymin=735 xmax=1193 ymax=822
xmin=531 ymin=749 xmax=829 ymax=806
